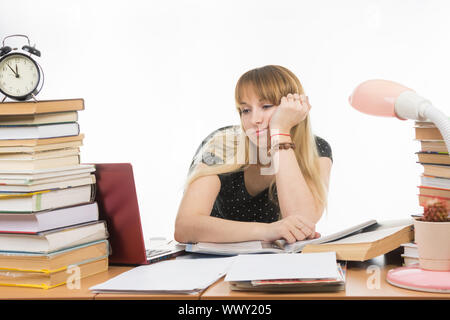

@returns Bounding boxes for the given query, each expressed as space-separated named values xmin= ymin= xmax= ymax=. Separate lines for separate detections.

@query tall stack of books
xmin=404 ymin=120 xmax=450 ymax=266
xmin=0 ymin=99 xmax=109 ymax=289
xmin=415 ymin=120 xmax=450 ymax=210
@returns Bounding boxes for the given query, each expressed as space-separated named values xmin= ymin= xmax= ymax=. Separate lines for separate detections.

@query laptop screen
xmin=94 ymin=163 xmax=148 ymax=265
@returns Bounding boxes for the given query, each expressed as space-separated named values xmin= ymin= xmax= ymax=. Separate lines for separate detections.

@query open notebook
xmin=93 ymin=163 xmax=184 ymax=265
xmin=185 ymin=218 xmax=414 ymax=261
xmin=185 ymin=219 xmax=379 ymax=255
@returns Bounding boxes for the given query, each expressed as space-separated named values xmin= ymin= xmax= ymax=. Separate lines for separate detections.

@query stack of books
xmin=415 ymin=120 xmax=450 ymax=210
xmin=0 ymin=99 xmax=109 ymax=289
xmin=400 ymin=242 xmax=418 ymax=266
xmin=410 ymin=120 xmax=449 ymax=269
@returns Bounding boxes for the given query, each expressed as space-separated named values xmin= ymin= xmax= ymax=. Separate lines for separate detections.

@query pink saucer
xmin=387 ymin=265 xmax=450 ymax=293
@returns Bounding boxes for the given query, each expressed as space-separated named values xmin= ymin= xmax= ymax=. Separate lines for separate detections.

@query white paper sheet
xmin=225 ymin=252 xmax=339 ymax=282
xmin=89 ymin=257 xmax=235 ymax=294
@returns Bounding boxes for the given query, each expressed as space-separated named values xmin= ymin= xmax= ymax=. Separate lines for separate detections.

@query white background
xmin=1 ymin=0 xmax=449 ymax=239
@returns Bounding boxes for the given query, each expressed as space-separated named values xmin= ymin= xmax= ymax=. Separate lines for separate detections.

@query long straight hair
xmin=185 ymin=65 xmax=328 ymax=213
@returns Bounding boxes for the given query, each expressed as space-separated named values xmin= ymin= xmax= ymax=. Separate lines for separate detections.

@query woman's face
xmin=238 ymin=88 xmax=277 ymax=149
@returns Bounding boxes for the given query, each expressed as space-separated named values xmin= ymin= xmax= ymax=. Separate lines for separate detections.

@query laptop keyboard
xmin=146 ymin=249 xmax=172 ymax=258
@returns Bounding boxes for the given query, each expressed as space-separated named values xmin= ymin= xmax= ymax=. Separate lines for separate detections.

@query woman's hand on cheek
xmin=269 ymin=93 xmax=311 ymax=133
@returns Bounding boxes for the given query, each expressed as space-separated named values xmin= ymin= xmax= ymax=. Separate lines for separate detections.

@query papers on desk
xmin=89 ymin=251 xmax=344 ymax=294
xmin=225 ymin=252 xmax=346 ymax=293
xmin=89 ymin=257 xmax=234 ymax=294
xmin=225 ymin=252 xmax=339 ymax=282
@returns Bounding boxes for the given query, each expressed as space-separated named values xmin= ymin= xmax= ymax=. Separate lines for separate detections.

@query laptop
xmin=93 ymin=163 xmax=185 ymax=265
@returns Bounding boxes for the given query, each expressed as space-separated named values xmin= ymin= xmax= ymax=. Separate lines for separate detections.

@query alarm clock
xmin=0 ymin=34 xmax=44 ymax=102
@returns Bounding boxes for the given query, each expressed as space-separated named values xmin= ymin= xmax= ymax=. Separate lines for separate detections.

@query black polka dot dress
xmin=209 ymin=136 xmax=333 ymax=223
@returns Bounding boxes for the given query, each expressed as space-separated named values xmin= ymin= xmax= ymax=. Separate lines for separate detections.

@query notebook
xmin=90 ymin=256 xmax=235 ymax=294
xmin=93 ymin=163 xmax=185 ymax=265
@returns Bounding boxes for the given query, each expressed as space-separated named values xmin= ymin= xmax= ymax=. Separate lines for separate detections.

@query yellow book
xmin=0 ymin=257 xmax=108 ymax=289
xmin=0 ymin=240 xmax=109 ymax=272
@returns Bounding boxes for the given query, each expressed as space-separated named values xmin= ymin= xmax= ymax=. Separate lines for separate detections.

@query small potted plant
xmin=414 ymin=198 xmax=450 ymax=271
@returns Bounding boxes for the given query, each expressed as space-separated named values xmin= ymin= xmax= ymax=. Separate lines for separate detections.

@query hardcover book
xmin=0 ymin=99 xmax=84 ymax=116
xmin=0 ymin=173 xmax=95 ymax=192
xmin=0 ymin=111 xmax=78 ymax=126
xmin=301 ymin=221 xmax=414 ymax=261
xmin=0 ymin=134 xmax=84 ymax=148
xmin=0 ymin=202 xmax=99 ymax=233
xmin=416 ymin=152 xmax=450 ymax=165
xmin=0 ymin=220 xmax=108 ymax=253
xmin=0 ymin=122 xmax=80 ymax=140
xmin=0 ymin=184 xmax=95 ymax=213
xmin=0 ymin=239 xmax=108 ymax=272
xmin=0 ymin=257 xmax=108 ymax=289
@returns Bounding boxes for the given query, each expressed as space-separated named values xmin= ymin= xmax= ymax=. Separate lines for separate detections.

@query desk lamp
xmin=349 ymin=79 xmax=450 ymax=293
xmin=349 ymin=79 xmax=450 ymax=151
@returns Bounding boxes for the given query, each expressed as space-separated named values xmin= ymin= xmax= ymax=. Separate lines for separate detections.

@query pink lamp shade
xmin=348 ymin=79 xmax=415 ymax=120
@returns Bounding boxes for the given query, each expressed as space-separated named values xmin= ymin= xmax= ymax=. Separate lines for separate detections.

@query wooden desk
xmin=200 ymin=249 xmax=450 ymax=300
xmin=0 ymin=250 xmax=449 ymax=300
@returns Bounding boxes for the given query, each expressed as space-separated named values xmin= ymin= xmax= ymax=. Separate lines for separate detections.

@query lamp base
xmin=386 ymin=265 xmax=450 ymax=293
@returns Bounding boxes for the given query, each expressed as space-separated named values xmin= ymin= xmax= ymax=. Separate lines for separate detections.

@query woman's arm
xmin=174 ymin=164 xmax=317 ymax=243
xmin=174 ymin=168 xmax=265 ymax=243
xmin=271 ymin=134 xmax=332 ymax=223
xmin=269 ymin=94 xmax=332 ymax=224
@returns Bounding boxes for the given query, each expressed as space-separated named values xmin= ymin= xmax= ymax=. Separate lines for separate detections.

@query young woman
xmin=174 ymin=65 xmax=333 ymax=244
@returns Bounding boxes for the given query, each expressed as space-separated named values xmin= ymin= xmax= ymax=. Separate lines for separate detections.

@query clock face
xmin=0 ymin=53 xmax=40 ymax=100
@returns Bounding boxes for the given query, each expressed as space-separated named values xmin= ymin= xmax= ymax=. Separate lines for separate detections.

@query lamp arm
xmin=423 ymin=105 xmax=450 ymax=154
xmin=395 ymin=91 xmax=450 ymax=153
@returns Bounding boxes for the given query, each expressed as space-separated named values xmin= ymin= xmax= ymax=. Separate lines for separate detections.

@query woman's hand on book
xmin=269 ymin=93 xmax=311 ymax=133
xmin=263 ymin=215 xmax=319 ymax=244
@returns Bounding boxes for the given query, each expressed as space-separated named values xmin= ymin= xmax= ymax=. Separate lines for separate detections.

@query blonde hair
xmin=184 ymin=65 xmax=328 ymax=213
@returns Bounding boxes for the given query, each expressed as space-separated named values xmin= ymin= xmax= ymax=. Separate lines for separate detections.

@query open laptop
xmin=93 ymin=163 xmax=185 ymax=265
